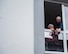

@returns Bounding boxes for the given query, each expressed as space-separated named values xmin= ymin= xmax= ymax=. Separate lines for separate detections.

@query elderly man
xmin=55 ymin=16 xmax=63 ymax=31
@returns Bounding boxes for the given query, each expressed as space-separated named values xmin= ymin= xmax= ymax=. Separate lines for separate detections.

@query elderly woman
xmin=45 ymin=24 xmax=61 ymax=51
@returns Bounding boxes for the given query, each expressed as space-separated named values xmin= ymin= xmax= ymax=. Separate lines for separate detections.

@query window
xmin=44 ymin=1 xmax=68 ymax=53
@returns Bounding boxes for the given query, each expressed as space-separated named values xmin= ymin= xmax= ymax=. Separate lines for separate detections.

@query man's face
xmin=56 ymin=17 xmax=61 ymax=23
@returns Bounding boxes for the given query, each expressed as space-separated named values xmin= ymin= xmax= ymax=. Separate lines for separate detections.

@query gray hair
xmin=56 ymin=16 xmax=61 ymax=19
xmin=48 ymin=24 xmax=54 ymax=29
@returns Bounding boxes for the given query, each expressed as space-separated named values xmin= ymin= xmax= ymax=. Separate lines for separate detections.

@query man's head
xmin=56 ymin=16 xmax=61 ymax=23
xmin=48 ymin=24 xmax=54 ymax=30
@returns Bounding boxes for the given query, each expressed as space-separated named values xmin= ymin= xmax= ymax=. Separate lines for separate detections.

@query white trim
xmin=45 ymin=51 xmax=64 ymax=54
xmin=44 ymin=0 xmax=68 ymax=5
xmin=65 ymin=31 xmax=68 ymax=33
xmin=44 ymin=29 xmax=64 ymax=33
xmin=61 ymin=4 xmax=67 ymax=53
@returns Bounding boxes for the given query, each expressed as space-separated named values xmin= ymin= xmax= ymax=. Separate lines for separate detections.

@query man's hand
xmin=56 ymin=28 xmax=61 ymax=32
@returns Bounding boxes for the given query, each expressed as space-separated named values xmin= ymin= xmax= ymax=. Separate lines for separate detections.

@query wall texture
xmin=0 ymin=0 xmax=34 ymax=54
xmin=0 ymin=0 xmax=45 ymax=54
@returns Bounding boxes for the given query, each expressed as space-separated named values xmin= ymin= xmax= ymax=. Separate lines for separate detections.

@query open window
xmin=44 ymin=1 xmax=64 ymax=52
